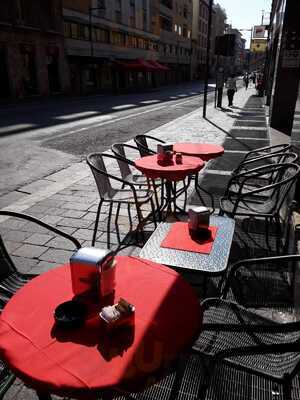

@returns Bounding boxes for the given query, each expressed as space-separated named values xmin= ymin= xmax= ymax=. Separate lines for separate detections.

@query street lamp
xmin=203 ymin=0 xmax=213 ymax=118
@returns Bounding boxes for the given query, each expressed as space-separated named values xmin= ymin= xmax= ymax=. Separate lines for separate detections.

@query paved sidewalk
xmin=1 ymin=86 xmax=290 ymax=400
xmin=0 ymin=86 xmax=268 ymax=272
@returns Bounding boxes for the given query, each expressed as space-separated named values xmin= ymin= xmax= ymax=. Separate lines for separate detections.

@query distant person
xmin=226 ymin=74 xmax=237 ymax=107
xmin=251 ymin=73 xmax=256 ymax=85
xmin=243 ymin=74 xmax=249 ymax=90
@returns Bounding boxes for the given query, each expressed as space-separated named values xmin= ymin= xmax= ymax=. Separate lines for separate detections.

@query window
xmin=130 ymin=16 xmax=136 ymax=27
xmin=95 ymin=28 xmax=110 ymax=43
xmin=183 ymin=25 xmax=187 ymax=37
xmin=64 ymin=22 xmax=71 ymax=38
xmin=115 ymin=11 xmax=122 ymax=23
xmin=112 ymin=31 xmax=125 ymax=46
xmin=115 ymin=0 xmax=122 ymax=10
xmin=70 ymin=23 xmax=78 ymax=39
xmin=16 ymin=0 xmax=25 ymax=22
xmin=128 ymin=35 xmax=138 ymax=48
xmin=178 ymin=25 xmax=182 ymax=35
xmin=160 ymin=0 xmax=172 ymax=9
xmin=160 ymin=15 xmax=172 ymax=32
xmin=183 ymin=5 xmax=188 ymax=18
xmin=97 ymin=0 xmax=106 ymax=17
xmin=79 ymin=25 xmax=90 ymax=40
xmin=143 ymin=10 xmax=147 ymax=31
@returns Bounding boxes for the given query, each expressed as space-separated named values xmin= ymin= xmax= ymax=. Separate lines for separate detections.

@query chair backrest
xmin=111 ymin=143 xmax=133 ymax=180
xmin=87 ymin=153 xmax=114 ymax=199
xmin=0 ymin=235 xmax=17 ymax=281
xmin=244 ymin=143 xmax=292 ymax=162
xmin=134 ymin=135 xmax=165 ymax=157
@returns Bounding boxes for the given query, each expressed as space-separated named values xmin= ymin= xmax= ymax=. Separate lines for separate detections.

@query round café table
xmin=0 ymin=256 xmax=202 ymax=399
xmin=173 ymin=143 xmax=224 ymax=161
xmin=135 ymin=154 xmax=205 ymax=218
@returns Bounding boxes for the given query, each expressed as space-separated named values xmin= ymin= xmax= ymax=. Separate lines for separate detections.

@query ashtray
xmin=99 ymin=298 xmax=135 ymax=329
xmin=54 ymin=300 xmax=87 ymax=329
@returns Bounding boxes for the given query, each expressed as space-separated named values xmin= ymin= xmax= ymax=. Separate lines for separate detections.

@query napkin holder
xmin=70 ymin=247 xmax=115 ymax=297
xmin=157 ymin=142 xmax=174 ymax=155
xmin=188 ymin=206 xmax=210 ymax=233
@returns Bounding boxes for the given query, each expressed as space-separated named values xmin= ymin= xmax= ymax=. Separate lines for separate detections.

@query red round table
xmin=0 ymin=256 xmax=202 ymax=399
xmin=135 ymin=154 xmax=205 ymax=218
xmin=173 ymin=143 xmax=224 ymax=161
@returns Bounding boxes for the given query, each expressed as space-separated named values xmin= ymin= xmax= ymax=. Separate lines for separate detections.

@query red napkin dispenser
xmin=70 ymin=247 xmax=114 ymax=296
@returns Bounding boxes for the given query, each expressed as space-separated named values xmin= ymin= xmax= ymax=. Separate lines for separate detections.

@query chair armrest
xmin=0 ymin=211 xmax=81 ymax=249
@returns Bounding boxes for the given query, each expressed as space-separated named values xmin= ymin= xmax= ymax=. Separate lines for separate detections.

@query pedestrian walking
xmin=226 ymin=74 xmax=237 ymax=107
xmin=243 ymin=74 xmax=249 ymax=90
xmin=251 ymin=73 xmax=256 ymax=85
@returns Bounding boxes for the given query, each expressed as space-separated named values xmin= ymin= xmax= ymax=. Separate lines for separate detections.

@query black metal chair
xmin=193 ymin=295 xmax=300 ymax=400
xmin=0 ymin=211 xmax=81 ymax=304
xmin=0 ymin=360 xmax=15 ymax=399
xmin=233 ymin=150 xmax=297 ymax=176
xmin=134 ymin=134 xmax=165 ymax=157
xmin=111 ymin=143 xmax=163 ymax=218
xmin=86 ymin=153 xmax=157 ymax=249
xmin=238 ymin=143 xmax=292 ymax=167
xmin=222 ymin=254 xmax=300 ymax=316
xmin=219 ymin=163 xmax=300 ymax=252
xmin=229 ymin=152 xmax=298 ymax=198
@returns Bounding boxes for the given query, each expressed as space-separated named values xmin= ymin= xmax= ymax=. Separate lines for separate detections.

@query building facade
xmin=226 ymin=27 xmax=246 ymax=75
xmin=62 ymin=0 xmax=194 ymax=94
xmin=191 ymin=0 xmax=210 ymax=80
xmin=210 ymin=3 xmax=227 ymax=76
xmin=0 ymin=0 xmax=69 ymax=100
xmin=266 ymin=0 xmax=300 ymax=135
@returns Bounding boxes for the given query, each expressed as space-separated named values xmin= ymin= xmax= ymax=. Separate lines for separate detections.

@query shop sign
xmin=253 ymin=25 xmax=266 ymax=39
xmin=250 ymin=39 xmax=267 ymax=53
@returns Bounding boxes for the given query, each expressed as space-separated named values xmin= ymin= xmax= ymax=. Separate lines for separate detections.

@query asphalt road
xmin=0 ymin=81 xmax=216 ymax=196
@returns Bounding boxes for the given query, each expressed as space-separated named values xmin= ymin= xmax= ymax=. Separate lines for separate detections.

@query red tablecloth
xmin=173 ymin=143 xmax=224 ymax=161
xmin=134 ymin=154 xmax=204 ymax=181
xmin=0 ymin=256 xmax=201 ymax=398
xmin=161 ymin=222 xmax=218 ymax=254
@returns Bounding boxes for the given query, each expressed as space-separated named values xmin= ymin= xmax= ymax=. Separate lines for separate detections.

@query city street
xmin=0 ymin=81 xmax=215 ymax=197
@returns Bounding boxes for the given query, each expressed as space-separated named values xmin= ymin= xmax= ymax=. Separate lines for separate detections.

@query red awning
xmin=114 ymin=59 xmax=158 ymax=71
xmin=148 ymin=60 xmax=170 ymax=71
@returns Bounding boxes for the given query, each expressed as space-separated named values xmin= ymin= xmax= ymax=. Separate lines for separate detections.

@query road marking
xmin=44 ymin=93 xmax=210 ymax=140
xmin=56 ymin=111 xmax=99 ymax=120
xmin=0 ymin=123 xmax=37 ymax=134
xmin=111 ymin=104 xmax=136 ymax=110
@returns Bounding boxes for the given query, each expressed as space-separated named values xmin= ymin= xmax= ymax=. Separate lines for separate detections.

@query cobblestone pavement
xmin=1 ymin=86 xmax=297 ymax=400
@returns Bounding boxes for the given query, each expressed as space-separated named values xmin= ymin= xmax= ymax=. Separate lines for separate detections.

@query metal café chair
xmin=219 ymin=163 xmax=300 ymax=252
xmin=193 ymin=294 xmax=300 ymax=400
xmin=233 ymin=143 xmax=292 ymax=175
xmin=229 ymin=152 xmax=298 ymax=198
xmin=134 ymin=134 xmax=165 ymax=157
xmin=111 ymin=143 xmax=162 ymax=218
xmin=0 ymin=211 xmax=81 ymax=305
xmin=222 ymin=254 xmax=300 ymax=316
xmin=86 ymin=153 xmax=156 ymax=249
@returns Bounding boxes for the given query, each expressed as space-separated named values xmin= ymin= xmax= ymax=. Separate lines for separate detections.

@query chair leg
xmin=283 ymin=375 xmax=292 ymax=400
xmin=151 ymin=179 xmax=162 ymax=220
xmin=92 ymin=200 xmax=103 ymax=246
xmin=135 ymin=204 xmax=145 ymax=244
xmin=274 ymin=215 xmax=283 ymax=254
xmin=114 ymin=203 xmax=122 ymax=246
xmin=107 ymin=203 xmax=113 ymax=249
xmin=127 ymin=204 xmax=133 ymax=233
